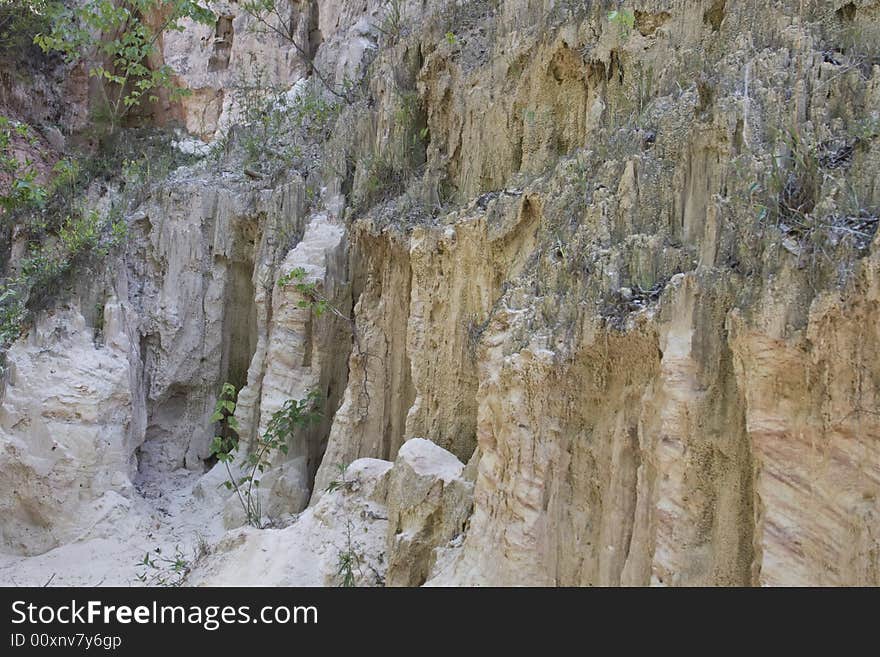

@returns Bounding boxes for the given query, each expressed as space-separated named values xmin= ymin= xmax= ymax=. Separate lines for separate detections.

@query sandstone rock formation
xmin=188 ymin=458 xmax=393 ymax=586
xmin=1 ymin=0 xmax=879 ymax=586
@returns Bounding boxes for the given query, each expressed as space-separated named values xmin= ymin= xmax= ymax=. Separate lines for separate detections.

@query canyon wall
xmin=1 ymin=0 xmax=879 ymax=586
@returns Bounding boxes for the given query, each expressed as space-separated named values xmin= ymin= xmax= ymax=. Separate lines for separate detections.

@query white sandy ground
xmin=0 ymin=459 xmax=392 ymax=588
xmin=186 ymin=459 xmax=393 ymax=587
xmin=0 ymin=468 xmax=226 ymax=587
xmin=0 ymin=442 xmax=466 ymax=587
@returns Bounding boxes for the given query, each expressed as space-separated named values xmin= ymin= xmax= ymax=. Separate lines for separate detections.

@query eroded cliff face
xmin=1 ymin=0 xmax=879 ymax=586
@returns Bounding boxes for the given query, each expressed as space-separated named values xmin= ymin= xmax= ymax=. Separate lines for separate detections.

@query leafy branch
xmin=608 ymin=8 xmax=635 ymax=39
xmin=34 ymin=0 xmax=216 ymax=130
xmin=0 ymin=116 xmax=48 ymax=214
xmin=240 ymin=0 xmax=358 ymax=102
xmin=209 ymin=383 xmax=322 ymax=527
xmin=278 ymin=266 xmax=361 ymax=351
xmin=324 ymin=462 xmax=353 ymax=493
xmin=336 ymin=519 xmax=361 ymax=587
xmin=135 ymin=545 xmax=190 ymax=586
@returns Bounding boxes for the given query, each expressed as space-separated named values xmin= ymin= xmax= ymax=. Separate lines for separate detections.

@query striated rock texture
xmin=0 ymin=161 xmax=348 ymax=557
xmin=316 ymin=0 xmax=880 ymax=586
xmin=384 ymin=438 xmax=472 ymax=586
xmin=0 ymin=304 xmax=135 ymax=555
xmin=187 ymin=438 xmax=472 ymax=586
xmin=2 ymin=0 xmax=880 ymax=586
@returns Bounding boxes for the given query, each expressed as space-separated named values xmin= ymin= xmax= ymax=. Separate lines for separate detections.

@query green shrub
xmin=0 ymin=208 xmax=125 ymax=349
xmin=228 ymin=69 xmax=341 ymax=176
xmin=135 ymin=545 xmax=191 ymax=587
xmin=609 ymin=9 xmax=635 ymax=38
xmin=209 ymin=384 xmax=322 ymax=528
xmin=0 ymin=0 xmax=57 ymax=60
xmin=0 ymin=116 xmax=48 ymax=214
xmin=336 ymin=519 xmax=360 ymax=587
xmin=375 ymin=0 xmax=405 ymax=44
xmin=34 ymin=0 xmax=216 ymax=129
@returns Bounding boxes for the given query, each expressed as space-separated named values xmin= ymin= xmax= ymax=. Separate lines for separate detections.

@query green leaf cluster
xmin=0 ymin=0 xmax=57 ymax=58
xmin=0 ymin=206 xmax=126 ymax=350
xmin=608 ymin=8 xmax=635 ymax=38
xmin=277 ymin=266 xmax=330 ymax=317
xmin=209 ymin=384 xmax=322 ymax=527
xmin=135 ymin=545 xmax=190 ymax=586
xmin=34 ymin=0 xmax=216 ymax=128
xmin=0 ymin=116 xmax=48 ymax=213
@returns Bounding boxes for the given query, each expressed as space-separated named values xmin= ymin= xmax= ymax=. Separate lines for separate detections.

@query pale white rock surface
xmin=188 ymin=458 xmax=391 ymax=586
xmin=190 ymin=439 xmax=475 ymax=587
xmin=0 ymin=304 xmax=134 ymax=555
xmin=217 ymin=212 xmax=349 ymax=528
xmin=0 ymin=469 xmax=226 ymax=586
xmin=384 ymin=439 xmax=472 ymax=586
xmin=162 ymin=1 xmax=310 ymax=138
